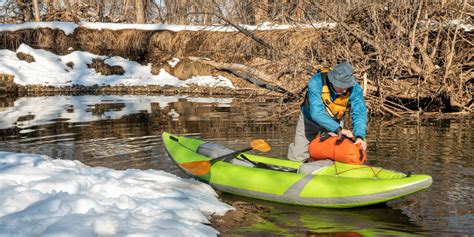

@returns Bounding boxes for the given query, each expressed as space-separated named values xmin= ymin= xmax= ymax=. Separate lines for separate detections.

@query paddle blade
xmin=180 ymin=161 xmax=211 ymax=176
xmin=250 ymin=139 xmax=271 ymax=152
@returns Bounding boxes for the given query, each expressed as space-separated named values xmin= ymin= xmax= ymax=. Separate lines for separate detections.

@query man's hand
xmin=354 ymin=138 xmax=367 ymax=151
xmin=340 ymin=129 xmax=354 ymax=138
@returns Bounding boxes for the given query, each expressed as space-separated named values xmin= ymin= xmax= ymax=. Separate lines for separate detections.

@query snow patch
xmin=0 ymin=44 xmax=234 ymax=89
xmin=0 ymin=151 xmax=232 ymax=236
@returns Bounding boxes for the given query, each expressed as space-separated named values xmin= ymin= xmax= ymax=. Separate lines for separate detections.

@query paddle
xmin=180 ymin=139 xmax=271 ymax=176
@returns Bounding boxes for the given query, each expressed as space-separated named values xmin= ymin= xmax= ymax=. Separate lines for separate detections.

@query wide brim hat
xmin=327 ymin=62 xmax=357 ymax=88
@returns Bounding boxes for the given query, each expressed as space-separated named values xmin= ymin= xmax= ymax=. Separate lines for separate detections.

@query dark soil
xmin=209 ymin=200 xmax=270 ymax=234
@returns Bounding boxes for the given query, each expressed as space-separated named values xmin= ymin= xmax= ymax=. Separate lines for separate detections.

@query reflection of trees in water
xmin=16 ymin=114 xmax=35 ymax=122
xmin=0 ymin=96 xmax=293 ymax=143
xmin=367 ymin=118 xmax=473 ymax=233
xmin=0 ymin=97 xmax=294 ymax=169
xmin=152 ymin=99 xmax=294 ymax=140
xmin=88 ymin=103 xmax=126 ymax=116
xmin=0 ymin=96 xmax=15 ymax=108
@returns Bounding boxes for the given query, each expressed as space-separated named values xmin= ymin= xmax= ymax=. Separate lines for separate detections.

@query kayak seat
xmin=197 ymin=142 xmax=234 ymax=159
xmin=230 ymin=157 xmax=254 ymax=167
xmin=298 ymin=160 xmax=333 ymax=175
xmin=197 ymin=142 xmax=253 ymax=167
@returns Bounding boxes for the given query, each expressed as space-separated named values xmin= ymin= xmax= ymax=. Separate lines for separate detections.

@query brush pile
xmin=0 ymin=1 xmax=471 ymax=116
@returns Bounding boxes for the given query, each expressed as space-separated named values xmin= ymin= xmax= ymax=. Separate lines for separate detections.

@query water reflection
xmin=220 ymin=194 xmax=426 ymax=236
xmin=0 ymin=95 xmax=472 ymax=235
xmin=0 ymin=95 xmax=234 ymax=129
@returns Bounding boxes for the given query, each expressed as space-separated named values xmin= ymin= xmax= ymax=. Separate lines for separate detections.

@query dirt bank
xmin=209 ymin=200 xmax=270 ymax=235
xmin=1 ymin=4 xmax=472 ymax=117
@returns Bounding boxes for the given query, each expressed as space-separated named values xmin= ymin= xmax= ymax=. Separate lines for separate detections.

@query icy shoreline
xmin=0 ymin=151 xmax=232 ymax=236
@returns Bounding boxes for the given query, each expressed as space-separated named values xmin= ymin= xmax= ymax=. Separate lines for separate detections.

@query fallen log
xmin=189 ymin=57 xmax=295 ymax=97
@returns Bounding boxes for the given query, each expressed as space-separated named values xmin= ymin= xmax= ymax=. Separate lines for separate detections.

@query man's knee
xmin=287 ymin=142 xmax=309 ymax=162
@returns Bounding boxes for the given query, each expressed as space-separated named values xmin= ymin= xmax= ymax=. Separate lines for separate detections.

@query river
xmin=0 ymin=95 xmax=472 ymax=236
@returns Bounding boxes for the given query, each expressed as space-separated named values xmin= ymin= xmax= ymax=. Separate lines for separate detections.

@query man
xmin=287 ymin=62 xmax=367 ymax=162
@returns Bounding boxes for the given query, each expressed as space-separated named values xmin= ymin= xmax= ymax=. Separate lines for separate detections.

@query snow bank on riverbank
xmin=0 ymin=21 xmax=338 ymax=35
xmin=0 ymin=151 xmax=232 ymax=236
xmin=0 ymin=44 xmax=234 ymax=88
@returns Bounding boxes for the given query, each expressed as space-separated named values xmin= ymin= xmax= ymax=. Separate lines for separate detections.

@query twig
xmin=381 ymin=104 xmax=402 ymax=117
xmin=409 ymin=0 xmax=423 ymax=56
xmin=443 ymin=0 xmax=467 ymax=81
xmin=363 ymin=73 xmax=367 ymax=97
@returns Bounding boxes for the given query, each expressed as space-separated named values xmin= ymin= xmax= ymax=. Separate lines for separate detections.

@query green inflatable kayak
xmin=162 ymin=132 xmax=432 ymax=208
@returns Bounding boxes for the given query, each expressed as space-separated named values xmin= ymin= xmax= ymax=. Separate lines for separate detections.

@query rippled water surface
xmin=0 ymin=95 xmax=472 ymax=236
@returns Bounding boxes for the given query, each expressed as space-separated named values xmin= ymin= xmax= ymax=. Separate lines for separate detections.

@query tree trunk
xmin=32 ymin=0 xmax=40 ymax=22
xmin=97 ymin=0 xmax=105 ymax=21
xmin=121 ymin=0 xmax=130 ymax=22
xmin=443 ymin=0 xmax=467 ymax=81
xmin=54 ymin=0 xmax=61 ymax=9
xmin=291 ymin=0 xmax=304 ymax=22
xmin=252 ymin=0 xmax=267 ymax=24
xmin=136 ymin=0 xmax=146 ymax=23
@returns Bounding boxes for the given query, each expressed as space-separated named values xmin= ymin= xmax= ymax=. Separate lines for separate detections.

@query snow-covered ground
xmin=0 ymin=21 xmax=338 ymax=35
xmin=0 ymin=44 xmax=234 ymax=88
xmin=0 ymin=20 xmax=470 ymax=36
xmin=0 ymin=151 xmax=232 ymax=236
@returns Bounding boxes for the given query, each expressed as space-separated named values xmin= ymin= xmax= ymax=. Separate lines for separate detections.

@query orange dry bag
xmin=309 ymin=134 xmax=367 ymax=164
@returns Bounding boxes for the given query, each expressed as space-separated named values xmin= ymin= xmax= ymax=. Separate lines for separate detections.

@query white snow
xmin=186 ymin=75 xmax=235 ymax=88
xmin=168 ymin=58 xmax=180 ymax=68
xmin=0 ymin=21 xmax=337 ymax=36
xmin=0 ymin=44 xmax=235 ymax=88
xmin=0 ymin=21 xmax=78 ymax=35
xmin=447 ymin=19 xmax=473 ymax=31
xmin=0 ymin=151 xmax=232 ymax=236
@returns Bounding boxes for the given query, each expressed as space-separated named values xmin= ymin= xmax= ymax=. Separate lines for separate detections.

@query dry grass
xmin=0 ymin=30 xmax=35 ymax=51
xmin=16 ymin=52 xmax=35 ymax=62
xmin=0 ymin=7 xmax=471 ymax=115
xmin=88 ymin=58 xmax=125 ymax=76
xmin=74 ymin=28 xmax=153 ymax=61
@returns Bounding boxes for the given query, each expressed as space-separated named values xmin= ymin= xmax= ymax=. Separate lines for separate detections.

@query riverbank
xmin=1 ymin=20 xmax=472 ymax=117
xmin=209 ymin=200 xmax=270 ymax=234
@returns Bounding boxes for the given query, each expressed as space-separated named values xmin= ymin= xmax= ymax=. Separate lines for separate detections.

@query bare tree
xmin=15 ymin=0 xmax=33 ymax=22
xmin=253 ymin=0 xmax=267 ymax=24
xmin=136 ymin=0 xmax=146 ymax=23
xmin=32 ymin=0 xmax=40 ymax=22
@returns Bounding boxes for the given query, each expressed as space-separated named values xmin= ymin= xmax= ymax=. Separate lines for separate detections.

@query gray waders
xmin=287 ymin=111 xmax=343 ymax=162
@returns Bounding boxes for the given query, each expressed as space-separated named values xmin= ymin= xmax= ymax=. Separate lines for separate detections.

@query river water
xmin=0 ymin=95 xmax=472 ymax=236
